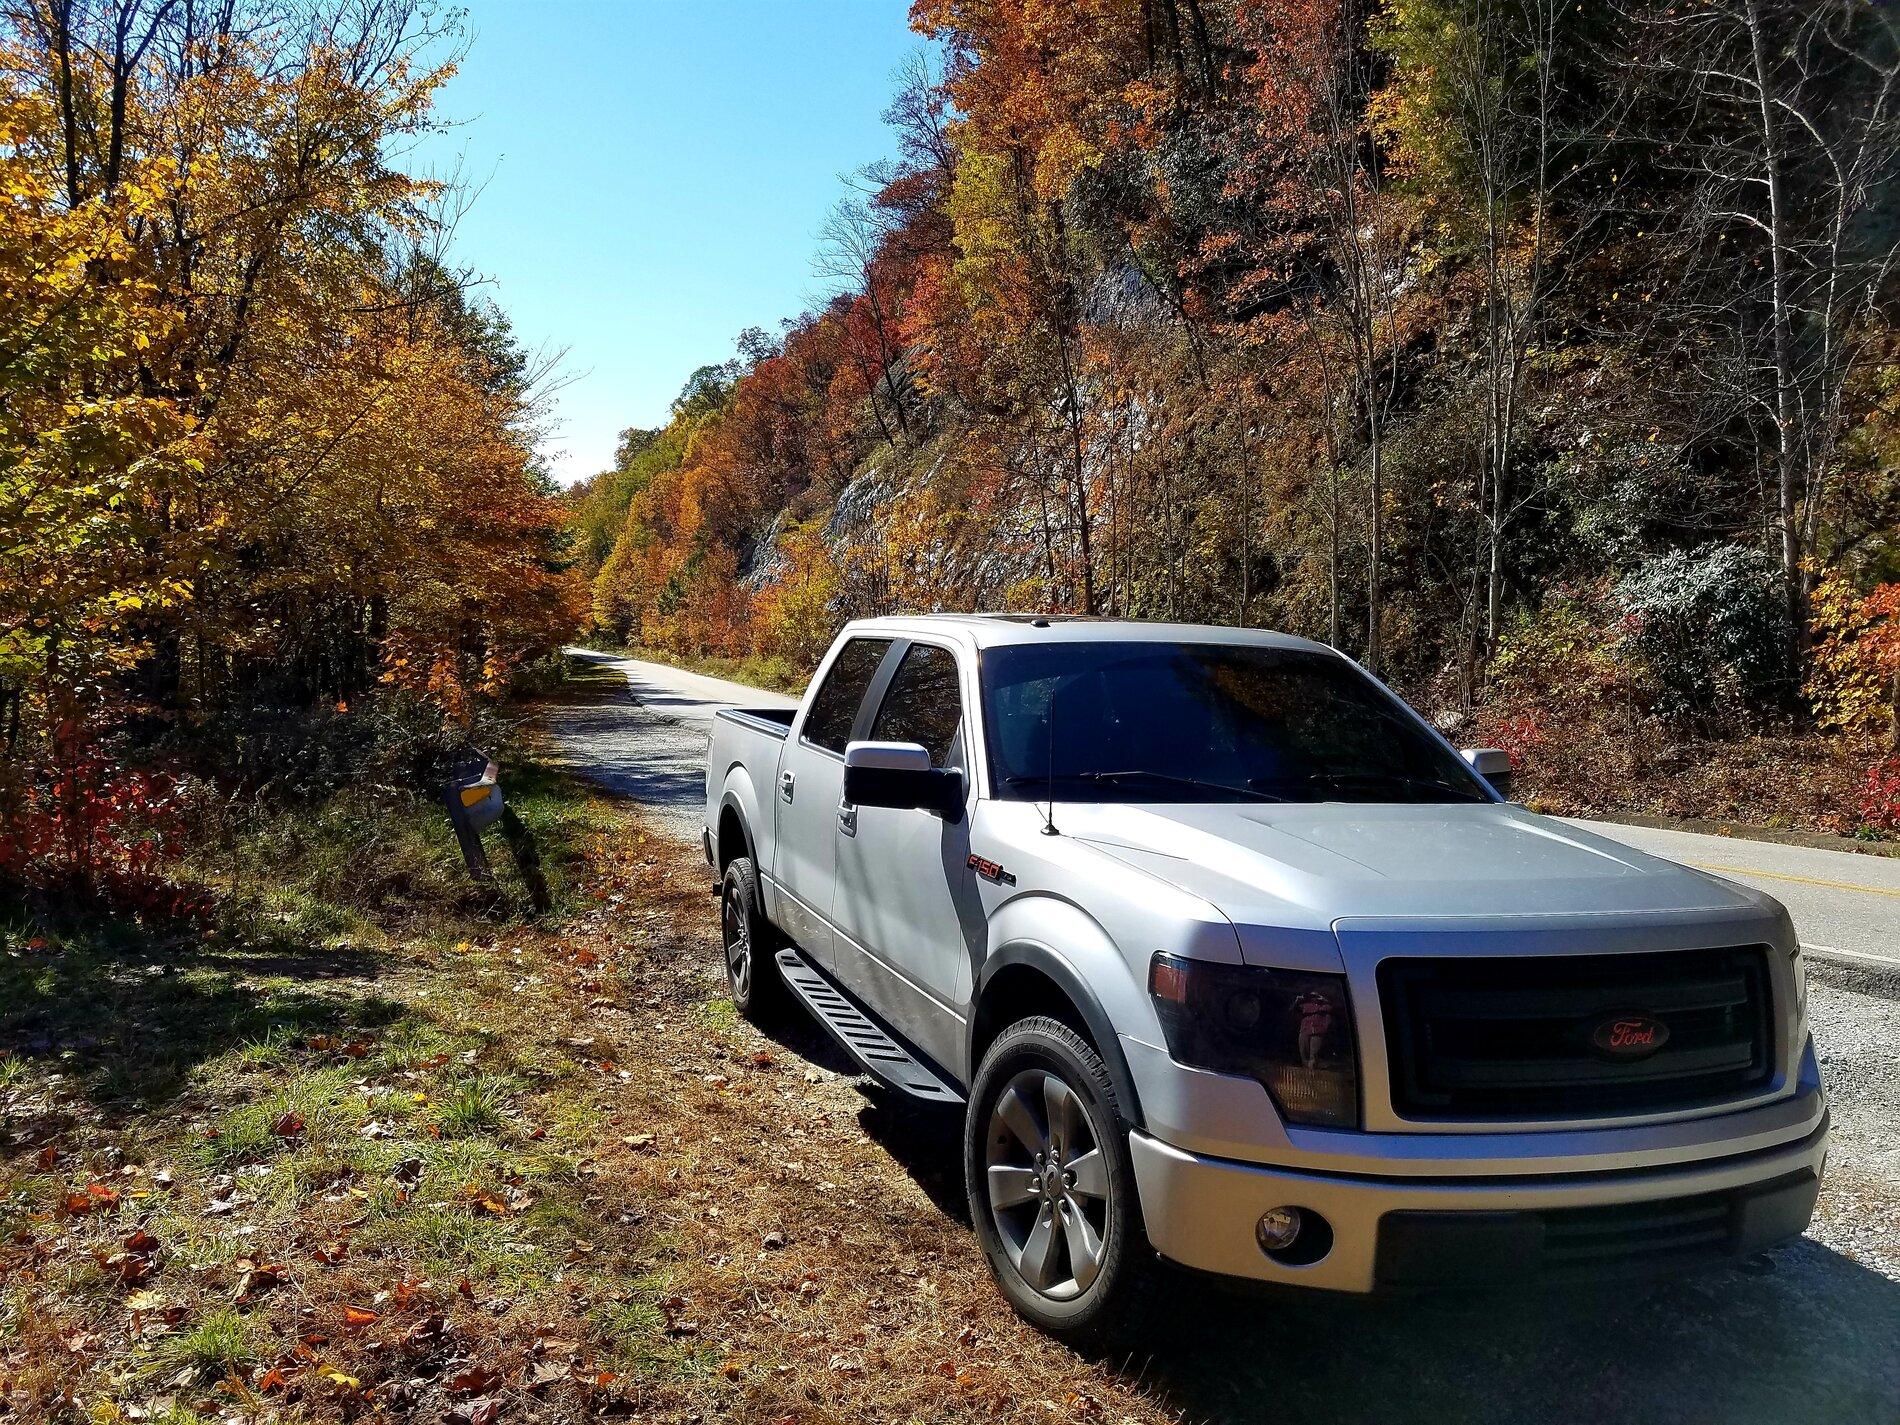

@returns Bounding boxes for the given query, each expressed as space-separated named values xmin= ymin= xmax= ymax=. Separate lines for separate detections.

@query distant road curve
xmin=556 ymin=648 xmax=1896 ymax=974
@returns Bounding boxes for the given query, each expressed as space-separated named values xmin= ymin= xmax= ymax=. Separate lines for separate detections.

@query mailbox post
xmin=444 ymin=752 xmax=550 ymax=912
xmin=445 ymin=754 xmax=503 ymax=884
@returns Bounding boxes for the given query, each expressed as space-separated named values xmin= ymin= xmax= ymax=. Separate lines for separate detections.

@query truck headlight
xmin=1149 ymin=953 xmax=1359 ymax=1128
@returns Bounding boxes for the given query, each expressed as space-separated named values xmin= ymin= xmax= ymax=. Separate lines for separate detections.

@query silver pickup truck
xmin=701 ymin=616 xmax=1826 ymax=1340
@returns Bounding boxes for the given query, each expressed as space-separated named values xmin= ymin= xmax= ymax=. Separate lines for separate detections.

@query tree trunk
xmin=1744 ymin=0 xmax=1807 ymax=649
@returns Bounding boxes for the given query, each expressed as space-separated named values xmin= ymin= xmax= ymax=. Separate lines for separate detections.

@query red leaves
xmin=93 ymin=1223 xmax=162 ymax=1286
xmin=448 ymin=1362 xmax=503 ymax=1396
xmin=271 ymin=1111 xmax=306 ymax=1138
xmin=312 ymin=1237 xmax=350 ymax=1265
xmin=234 ymin=1258 xmax=285 ymax=1304
xmin=402 ymin=1313 xmax=448 ymax=1349
xmin=63 ymin=1181 xmax=120 ymax=1215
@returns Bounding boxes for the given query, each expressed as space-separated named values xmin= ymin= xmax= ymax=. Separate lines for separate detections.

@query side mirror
xmin=1461 ymin=747 xmax=1514 ymax=801
xmin=844 ymin=740 xmax=965 ymax=819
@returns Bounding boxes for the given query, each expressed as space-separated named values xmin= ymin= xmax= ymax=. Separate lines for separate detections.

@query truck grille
xmin=1379 ymin=945 xmax=1774 ymax=1120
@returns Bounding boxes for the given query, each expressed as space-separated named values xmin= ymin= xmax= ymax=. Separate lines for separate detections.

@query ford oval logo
xmin=1589 ymin=1013 xmax=1670 ymax=1060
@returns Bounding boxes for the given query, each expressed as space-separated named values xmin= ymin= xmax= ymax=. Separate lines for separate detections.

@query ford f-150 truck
xmin=701 ymin=616 xmax=1827 ymax=1340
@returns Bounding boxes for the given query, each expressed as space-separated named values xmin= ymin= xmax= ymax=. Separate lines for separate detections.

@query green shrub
xmin=1615 ymin=544 xmax=1797 ymax=726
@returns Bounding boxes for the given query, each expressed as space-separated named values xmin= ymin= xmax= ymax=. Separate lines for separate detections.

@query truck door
xmin=771 ymin=636 xmax=892 ymax=968
xmin=832 ymin=640 xmax=981 ymax=1074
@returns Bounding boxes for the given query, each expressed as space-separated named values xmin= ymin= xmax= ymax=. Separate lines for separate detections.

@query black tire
xmin=719 ymin=856 xmax=790 ymax=1026
xmin=964 ymin=1015 xmax=1160 ymax=1344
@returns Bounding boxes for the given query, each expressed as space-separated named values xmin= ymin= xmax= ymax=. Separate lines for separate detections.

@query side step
xmin=775 ymin=948 xmax=964 ymax=1106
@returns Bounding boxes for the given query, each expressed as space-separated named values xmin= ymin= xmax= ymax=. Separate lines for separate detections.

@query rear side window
xmin=802 ymin=638 xmax=891 ymax=753
xmin=869 ymin=644 xmax=963 ymax=767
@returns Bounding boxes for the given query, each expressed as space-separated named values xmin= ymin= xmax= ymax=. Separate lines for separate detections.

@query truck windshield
xmin=980 ymin=641 xmax=1493 ymax=805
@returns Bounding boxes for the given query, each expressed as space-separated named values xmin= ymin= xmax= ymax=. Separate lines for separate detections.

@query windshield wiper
xmin=1006 ymin=770 xmax=1284 ymax=803
xmin=1303 ymin=770 xmax=1489 ymax=804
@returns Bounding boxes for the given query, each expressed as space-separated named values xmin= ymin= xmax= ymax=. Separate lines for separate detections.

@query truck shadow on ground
xmin=0 ymin=933 xmax=409 ymax=1117
xmin=851 ymin=1094 xmax=1900 ymax=1425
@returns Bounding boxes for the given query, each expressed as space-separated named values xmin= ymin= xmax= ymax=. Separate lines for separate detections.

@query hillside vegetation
xmin=571 ymin=0 xmax=1900 ymax=837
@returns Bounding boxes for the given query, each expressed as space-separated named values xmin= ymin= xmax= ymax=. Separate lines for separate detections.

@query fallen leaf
xmin=403 ymin=1314 xmax=448 ymax=1347
xmin=271 ymin=1112 xmax=306 ymax=1138
xmin=448 ymin=1398 xmax=500 ymax=1425
xmin=342 ymin=1305 xmax=379 ymax=1328
xmin=525 ymin=1360 xmax=570 ymax=1391
xmin=447 ymin=1363 xmax=501 ymax=1396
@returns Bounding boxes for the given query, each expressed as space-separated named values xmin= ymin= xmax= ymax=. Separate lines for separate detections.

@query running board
xmin=774 ymin=948 xmax=964 ymax=1105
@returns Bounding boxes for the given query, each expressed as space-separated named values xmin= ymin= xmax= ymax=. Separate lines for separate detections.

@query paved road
xmin=547 ymin=649 xmax=796 ymax=844
xmin=1566 ymin=819 xmax=1897 ymax=971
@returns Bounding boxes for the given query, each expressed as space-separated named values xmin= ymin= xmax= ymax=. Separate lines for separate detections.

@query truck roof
xmin=835 ymin=613 xmax=1340 ymax=655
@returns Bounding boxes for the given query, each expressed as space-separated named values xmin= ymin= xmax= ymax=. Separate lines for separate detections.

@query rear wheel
xmin=964 ymin=1016 xmax=1158 ymax=1343
xmin=720 ymin=856 xmax=789 ymax=1025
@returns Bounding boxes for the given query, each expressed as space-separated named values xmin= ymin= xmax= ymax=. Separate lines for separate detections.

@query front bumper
xmin=1128 ymin=1114 xmax=1827 ymax=1293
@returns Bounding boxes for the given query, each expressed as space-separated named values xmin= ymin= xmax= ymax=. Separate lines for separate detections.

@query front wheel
xmin=964 ymin=1016 xmax=1158 ymax=1343
xmin=719 ymin=856 xmax=789 ymax=1026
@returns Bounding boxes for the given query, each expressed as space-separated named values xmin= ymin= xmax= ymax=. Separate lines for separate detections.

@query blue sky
xmin=415 ymin=2 xmax=927 ymax=484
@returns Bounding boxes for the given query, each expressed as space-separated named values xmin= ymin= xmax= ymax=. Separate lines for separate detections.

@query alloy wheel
xmin=721 ymin=883 xmax=752 ymax=1001
xmin=983 ymin=1067 xmax=1112 ymax=1300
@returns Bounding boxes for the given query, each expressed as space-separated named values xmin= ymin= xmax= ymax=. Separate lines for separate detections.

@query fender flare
xmin=715 ymin=776 xmax=766 ymax=915
xmin=972 ymin=941 xmax=1146 ymax=1132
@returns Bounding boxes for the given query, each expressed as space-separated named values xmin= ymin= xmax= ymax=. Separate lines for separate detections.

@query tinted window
xmin=981 ymin=641 xmax=1490 ymax=804
xmin=802 ymin=638 xmax=891 ymax=753
xmin=870 ymin=644 xmax=963 ymax=767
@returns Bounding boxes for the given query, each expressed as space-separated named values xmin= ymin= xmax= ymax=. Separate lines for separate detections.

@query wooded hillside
xmin=572 ymin=0 xmax=1900 ymax=836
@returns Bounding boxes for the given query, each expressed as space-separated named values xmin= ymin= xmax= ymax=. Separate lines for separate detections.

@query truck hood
xmin=1060 ymin=801 xmax=1783 ymax=960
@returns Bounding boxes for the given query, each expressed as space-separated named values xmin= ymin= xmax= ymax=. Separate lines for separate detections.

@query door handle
xmin=779 ymin=770 xmax=795 ymax=803
xmin=838 ymin=801 xmax=858 ymax=836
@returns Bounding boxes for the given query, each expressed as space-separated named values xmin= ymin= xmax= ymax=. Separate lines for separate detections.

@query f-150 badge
xmin=967 ymin=853 xmax=1015 ymax=886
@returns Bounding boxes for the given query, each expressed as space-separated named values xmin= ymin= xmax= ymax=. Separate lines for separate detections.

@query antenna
xmin=1041 ymin=672 xmax=1060 ymax=836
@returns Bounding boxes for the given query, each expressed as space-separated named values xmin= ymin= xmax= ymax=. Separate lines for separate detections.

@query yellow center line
xmin=1690 ymin=861 xmax=1900 ymax=900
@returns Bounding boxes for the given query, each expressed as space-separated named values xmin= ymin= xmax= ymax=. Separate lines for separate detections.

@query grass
xmin=145 ymin=1307 xmax=260 ymax=1382
xmin=0 ymin=756 xmax=699 ymax=1423
xmin=433 ymin=1073 xmax=515 ymax=1137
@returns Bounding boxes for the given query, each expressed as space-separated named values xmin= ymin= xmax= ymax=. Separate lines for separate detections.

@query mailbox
xmin=449 ymin=754 xmax=503 ymax=832
xmin=445 ymin=752 xmax=502 ymax=881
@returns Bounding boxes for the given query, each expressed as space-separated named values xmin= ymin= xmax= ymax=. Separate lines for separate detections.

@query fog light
xmin=1256 ymin=1207 xmax=1302 ymax=1253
